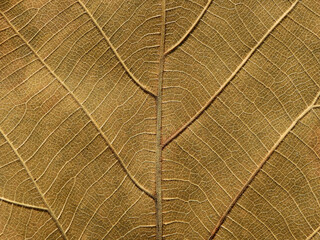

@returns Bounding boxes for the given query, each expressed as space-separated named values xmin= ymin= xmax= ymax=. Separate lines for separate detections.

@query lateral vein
xmin=162 ymin=0 xmax=300 ymax=148
xmin=209 ymin=102 xmax=319 ymax=239
xmin=76 ymin=0 xmax=157 ymax=97
xmin=164 ymin=0 xmax=213 ymax=55
xmin=0 ymin=196 xmax=48 ymax=211
xmin=306 ymin=226 xmax=320 ymax=240
xmin=0 ymin=12 xmax=155 ymax=200
xmin=0 ymin=128 xmax=68 ymax=240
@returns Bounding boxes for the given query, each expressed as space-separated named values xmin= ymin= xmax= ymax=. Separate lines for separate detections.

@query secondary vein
xmin=162 ymin=0 xmax=300 ymax=148
xmin=0 ymin=11 xmax=154 ymax=200
xmin=0 ymin=196 xmax=48 ymax=211
xmin=0 ymin=128 xmax=68 ymax=240
xmin=165 ymin=0 xmax=213 ymax=55
xmin=76 ymin=0 xmax=157 ymax=97
xmin=210 ymin=98 xmax=320 ymax=239
xmin=306 ymin=225 xmax=320 ymax=240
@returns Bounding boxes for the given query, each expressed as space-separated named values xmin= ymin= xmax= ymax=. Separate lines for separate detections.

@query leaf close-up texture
xmin=2 ymin=0 xmax=320 ymax=239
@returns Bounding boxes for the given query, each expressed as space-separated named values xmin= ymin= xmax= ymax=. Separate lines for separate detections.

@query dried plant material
xmin=1 ymin=0 xmax=320 ymax=239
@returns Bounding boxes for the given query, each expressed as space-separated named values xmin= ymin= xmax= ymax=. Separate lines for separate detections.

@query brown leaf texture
xmin=1 ymin=0 xmax=320 ymax=239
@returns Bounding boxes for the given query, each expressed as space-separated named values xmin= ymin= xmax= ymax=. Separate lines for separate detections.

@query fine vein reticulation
xmin=76 ymin=0 xmax=157 ymax=98
xmin=2 ymin=0 xmax=320 ymax=239
xmin=0 ymin=128 xmax=68 ymax=239
xmin=0 ymin=11 xmax=154 ymax=201
xmin=162 ymin=0 xmax=300 ymax=148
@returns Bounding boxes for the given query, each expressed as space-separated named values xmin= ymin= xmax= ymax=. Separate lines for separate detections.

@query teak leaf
xmin=1 ymin=0 xmax=320 ymax=239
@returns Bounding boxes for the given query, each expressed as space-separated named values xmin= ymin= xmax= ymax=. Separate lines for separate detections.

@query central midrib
xmin=155 ymin=1 xmax=301 ymax=239
xmin=155 ymin=0 xmax=166 ymax=239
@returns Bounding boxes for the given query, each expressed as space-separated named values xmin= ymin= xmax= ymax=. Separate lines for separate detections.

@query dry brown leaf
xmin=1 ymin=0 xmax=320 ymax=239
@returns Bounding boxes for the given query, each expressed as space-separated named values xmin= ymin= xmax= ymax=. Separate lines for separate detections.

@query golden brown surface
xmin=1 ymin=0 xmax=320 ymax=239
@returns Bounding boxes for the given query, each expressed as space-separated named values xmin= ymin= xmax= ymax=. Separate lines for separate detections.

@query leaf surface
xmin=1 ymin=0 xmax=320 ymax=239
